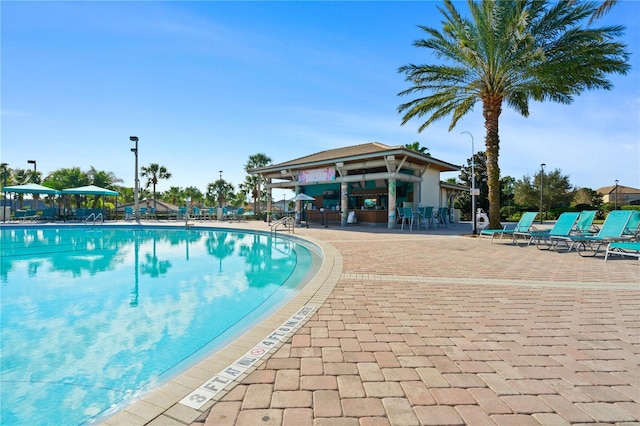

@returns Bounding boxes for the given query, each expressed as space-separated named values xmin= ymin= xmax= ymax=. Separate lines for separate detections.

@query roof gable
xmin=273 ymin=142 xmax=401 ymax=168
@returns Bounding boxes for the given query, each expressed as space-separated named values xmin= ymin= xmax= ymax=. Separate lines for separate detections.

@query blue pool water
xmin=0 ymin=226 xmax=317 ymax=425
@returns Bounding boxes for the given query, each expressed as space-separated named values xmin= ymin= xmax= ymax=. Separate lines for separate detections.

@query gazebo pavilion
xmin=249 ymin=142 xmax=465 ymax=228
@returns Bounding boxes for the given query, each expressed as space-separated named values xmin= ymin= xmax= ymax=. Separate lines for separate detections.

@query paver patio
xmin=106 ymin=220 xmax=639 ymax=426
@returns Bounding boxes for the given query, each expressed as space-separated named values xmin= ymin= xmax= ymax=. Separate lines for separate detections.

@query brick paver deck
xmin=108 ymin=220 xmax=639 ymax=425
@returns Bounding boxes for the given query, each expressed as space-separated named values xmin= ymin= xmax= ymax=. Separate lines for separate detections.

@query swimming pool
xmin=0 ymin=225 xmax=319 ymax=425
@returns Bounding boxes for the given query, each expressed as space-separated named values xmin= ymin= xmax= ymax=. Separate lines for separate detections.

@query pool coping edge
xmin=100 ymin=231 xmax=342 ymax=426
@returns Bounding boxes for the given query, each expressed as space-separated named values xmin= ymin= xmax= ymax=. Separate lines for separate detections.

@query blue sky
xmin=2 ymin=1 xmax=639 ymax=202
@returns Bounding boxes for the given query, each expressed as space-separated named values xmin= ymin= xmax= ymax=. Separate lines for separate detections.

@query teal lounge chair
xmin=550 ymin=210 xmax=634 ymax=256
xmin=38 ymin=207 xmax=56 ymax=222
xmin=479 ymin=211 xmax=538 ymax=244
xmin=623 ymin=210 xmax=640 ymax=237
xmin=517 ymin=211 xmax=580 ymax=250
xmin=574 ymin=210 xmax=598 ymax=234
xmin=604 ymin=241 xmax=640 ymax=261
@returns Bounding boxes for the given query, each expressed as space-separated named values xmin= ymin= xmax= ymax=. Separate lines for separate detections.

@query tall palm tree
xmin=397 ymin=0 xmax=630 ymax=228
xmin=141 ymin=163 xmax=171 ymax=212
xmin=572 ymin=0 xmax=618 ymax=24
xmin=244 ymin=153 xmax=272 ymax=216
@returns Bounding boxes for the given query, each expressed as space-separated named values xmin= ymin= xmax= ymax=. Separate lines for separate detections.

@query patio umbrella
xmin=2 ymin=183 xmax=61 ymax=217
xmin=61 ymin=185 xmax=119 ymax=220
xmin=2 ymin=183 xmax=60 ymax=195
xmin=61 ymin=185 xmax=119 ymax=196
xmin=290 ymin=193 xmax=316 ymax=227
xmin=291 ymin=193 xmax=316 ymax=202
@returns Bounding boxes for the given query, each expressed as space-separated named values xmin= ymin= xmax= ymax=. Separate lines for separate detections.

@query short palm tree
xmin=207 ymin=179 xmax=235 ymax=209
xmin=163 ymin=186 xmax=183 ymax=206
xmin=141 ymin=163 xmax=171 ymax=212
xmin=13 ymin=168 xmax=30 ymax=209
xmin=26 ymin=168 xmax=42 ymax=210
xmin=88 ymin=167 xmax=122 ymax=208
xmin=397 ymin=0 xmax=630 ymax=228
xmin=405 ymin=141 xmax=430 ymax=155
xmin=44 ymin=167 xmax=90 ymax=209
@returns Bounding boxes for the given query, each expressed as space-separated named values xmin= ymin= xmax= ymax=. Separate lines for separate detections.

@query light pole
xmin=1 ymin=163 xmax=8 ymax=223
xmin=130 ymin=136 xmax=139 ymax=222
xmin=539 ymin=163 xmax=546 ymax=224
xmin=27 ymin=160 xmax=37 ymax=175
xmin=461 ymin=131 xmax=476 ymax=234
xmin=218 ymin=170 xmax=223 ymax=208
xmin=27 ymin=160 xmax=38 ymax=210
xmin=614 ymin=179 xmax=619 ymax=210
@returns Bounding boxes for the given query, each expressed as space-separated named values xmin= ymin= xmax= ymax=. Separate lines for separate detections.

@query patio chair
xmin=205 ymin=207 xmax=215 ymax=220
xmin=396 ymin=207 xmax=406 ymax=226
xmin=177 ymin=207 xmax=187 ymax=221
xmin=438 ymin=207 xmax=449 ymax=227
xmin=192 ymin=207 xmax=202 ymax=220
xmin=147 ymin=207 xmax=157 ymax=220
xmin=479 ymin=211 xmax=538 ymax=244
xmin=400 ymin=207 xmax=417 ymax=231
xmin=550 ymin=210 xmax=634 ymax=256
xmin=418 ymin=206 xmax=435 ymax=229
xmin=604 ymin=241 xmax=640 ymax=261
xmin=124 ymin=206 xmax=134 ymax=221
xmin=516 ymin=211 xmax=580 ymax=250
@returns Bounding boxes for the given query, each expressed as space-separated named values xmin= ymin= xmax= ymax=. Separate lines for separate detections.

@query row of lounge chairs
xmin=479 ymin=210 xmax=640 ymax=261
xmin=184 ymin=207 xmax=245 ymax=221
xmin=13 ymin=208 xmax=101 ymax=222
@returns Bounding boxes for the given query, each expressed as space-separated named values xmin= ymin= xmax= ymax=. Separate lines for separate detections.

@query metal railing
xmin=270 ymin=215 xmax=295 ymax=236
xmin=84 ymin=212 xmax=104 ymax=225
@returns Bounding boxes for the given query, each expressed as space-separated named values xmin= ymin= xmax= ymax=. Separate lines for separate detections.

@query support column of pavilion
xmin=387 ymin=178 xmax=397 ymax=229
xmin=340 ymin=182 xmax=348 ymax=227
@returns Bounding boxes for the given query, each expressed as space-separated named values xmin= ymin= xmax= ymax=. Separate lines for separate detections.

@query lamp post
xmin=218 ymin=170 xmax=223 ymax=208
xmin=614 ymin=179 xmax=619 ymax=210
xmin=130 ymin=136 xmax=139 ymax=222
xmin=539 ymin=163 xmax=546 ymax=224
xmin=1 ymin=163 xmax=8 ymax=223
xmin=27 ymin=160 xmax=37 ymax=175
xmin=461 ymin=131 xmax=476 ymax=234
xmin=27 ymin=160 xmax=37 ymax=210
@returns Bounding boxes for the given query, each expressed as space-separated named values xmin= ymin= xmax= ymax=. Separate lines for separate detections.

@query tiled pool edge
xmin=101 ymin=234 xmax=342 ymax=426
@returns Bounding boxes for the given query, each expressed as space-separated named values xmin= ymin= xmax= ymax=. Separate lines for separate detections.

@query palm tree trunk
xmin=153 ymin=182 xmax=157 ymax=211
xmin=483 ymin=96 xmax=503 ymax=229
xmin=256 ymin=181 xmax=261 ymax=216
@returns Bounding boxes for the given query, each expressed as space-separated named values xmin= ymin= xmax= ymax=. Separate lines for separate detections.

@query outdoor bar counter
xmin=304 ymin=209 xmax=388 ymax=226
